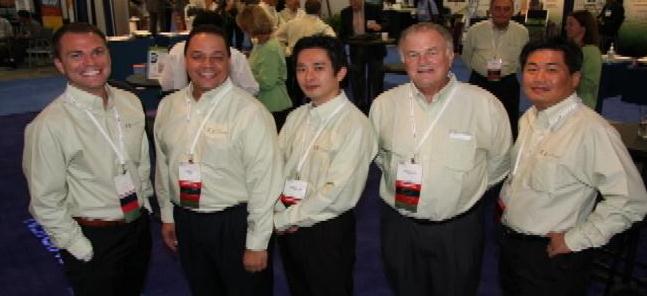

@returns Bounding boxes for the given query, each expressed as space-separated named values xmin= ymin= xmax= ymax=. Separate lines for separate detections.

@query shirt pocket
xmin=439 ymin=132 xmax=477 ymax=172
xmin=200 ymin=123 xmax=231 ymax=167
xmin=528 ymin=154 xmax=560 ymax=193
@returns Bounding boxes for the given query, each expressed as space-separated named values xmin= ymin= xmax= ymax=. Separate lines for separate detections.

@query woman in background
xmin=237 ymin=5 xmax=292 ymax=129
xmin=566 ymin=10 xmax=602 ymax=110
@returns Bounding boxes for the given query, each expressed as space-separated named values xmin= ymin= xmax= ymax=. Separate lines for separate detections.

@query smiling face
xmin=400 ymin=29 xmax=453 ymax=98
xmin=296 ymin=48 xmax=347 ymax=106
xmin=185 ymin=33 xmax=230 ymax=100
xmin=54 ymin=32 xmax=111 ymax=98
xmin=522 ymin=49 xmax=580 ymax=110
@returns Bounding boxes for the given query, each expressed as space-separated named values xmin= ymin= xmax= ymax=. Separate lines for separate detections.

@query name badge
xmin=179 ymin=162 xmax=202 ymax=209
xmin=114 ymin=171 xmax=141 ymax=222
xmin=487 ymin=58 xmax=503 ymax=81
xmin=395 ymin=162 xmax=422 ymax=213
xmin=280 ymin=179 xmax=308 ymax=207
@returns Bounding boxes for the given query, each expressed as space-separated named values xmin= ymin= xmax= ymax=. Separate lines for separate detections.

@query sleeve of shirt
xmin=274 ymin=23 xmax=288 ymax=48
xmin=486 ymin=95 xmax=512 ymax=186
xmin=564 ymin=125 xmax=647 ymax=251
xmin=138 ymin=127 xmax=154 ymax=201
xmin=323 ymin=24 xmax=337 ymax=37
xmin=369 ymin=97 xmax=386 ymax=170
xmin=160 ymin=45 xmax=182 ymax=91
xmin=273 ymin=117 xmax=378 ymax=230
xmin=251 ymin=45 xmax=284 ymax=92
xmin=23 ymin=119 xmax=93 ymax=260
xmin=238 ymin=106 xmax=284 ymax=250
xmin=578 ymin=46 xmax=602 ymax=109
xmin=231 ymin=49 xmax=260 ymax=96
xmin=153 ymin=99 xmax=175 ymax=223
xmin=461 ymin=28 xmax=474 ymax=70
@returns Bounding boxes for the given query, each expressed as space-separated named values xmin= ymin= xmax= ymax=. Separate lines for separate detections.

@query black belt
xmin=73 ymin=208 xmax=144 ymax=227
xmin=384 ymin=199 xmax=482 ymax=225
xmin=502 ymin=225 xmax=549 ymax=242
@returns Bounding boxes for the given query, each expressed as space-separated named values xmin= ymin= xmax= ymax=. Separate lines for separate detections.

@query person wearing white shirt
xmin=154 ymin=25 xmax=282 ymax=295
xmin=275 ymin=34 xmax=377 ymax=296
xmin=278 ymin=0 xmax=305 ymax=24
xmin=370 ymin=23 xmax=512 ymax=295
xmin=23 ymin=23 xmax=153 ymax=296
xmin=160 ymin=10 xmax=259 ymax=94
xmin=498 ymin=36 xmax=647 ymax=296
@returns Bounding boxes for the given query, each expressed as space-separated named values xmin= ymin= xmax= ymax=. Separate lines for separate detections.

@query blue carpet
xmin=0 ymin=76 xmax=66 ymax=116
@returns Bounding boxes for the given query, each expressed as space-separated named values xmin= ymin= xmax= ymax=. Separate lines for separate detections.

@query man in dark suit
xmin=340 ymin=0 xmax=388 ymax=112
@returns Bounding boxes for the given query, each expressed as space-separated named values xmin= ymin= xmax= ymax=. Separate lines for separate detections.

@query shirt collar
xmin=532 ymin=93 xmax=581 ymax=130
xmin=65 ymin=83 xmax=114 ymax=111
xmin=307 ymin=91 xmax=349 ymax=123
xmin=187 ymin=77 xmax=233 ymax=107
xmin=410 ymin=72 xmax=457 ymax=106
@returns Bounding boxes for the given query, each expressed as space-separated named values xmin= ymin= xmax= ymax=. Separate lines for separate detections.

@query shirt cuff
xmin=66 ymin=235 xmax=93 ymax=261
xmin=564 ymin=228 xmax=589 ymax=252
xmin=273 ymin=211 xmax=291 ymax=232
xmin=245 ymin=231 xmax=270 ymax=251
xmin=161 ymin=205 xmax=174 ymax=224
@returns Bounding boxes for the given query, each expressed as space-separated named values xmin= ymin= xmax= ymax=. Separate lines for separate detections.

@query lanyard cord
xmin=407 ymin=83 xmax=456 ymax=163
xmin=66 ymin=93 xmax=127 ymax=174
xmin=184 ymin=83 xmax=233 ymax=162
xmin=296 ymin=102 xmax=347 ymax=176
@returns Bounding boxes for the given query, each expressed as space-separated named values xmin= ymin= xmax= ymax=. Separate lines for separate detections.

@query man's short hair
xmin=292 ymin=34 xmax=347 ymax=74
xmin=520 ymin=37 xmax=583 ymax=74
xmin=52 ymin=22 xmax=107 ymax=59
xmin=192 ymin=10 xmax=226 ymax=28
xmin=184 ymin=24 xmax=231 ymax=57
xmin=304 ymin=0 xmax=321 ymax=15
xmin=398 ymin=22 xmax=454 ymax=54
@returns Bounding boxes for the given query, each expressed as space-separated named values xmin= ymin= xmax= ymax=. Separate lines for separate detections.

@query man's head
xmin=184 ymin=25 xmax=231 ymax=99
xmin=304 ymin=0 xmax=322 ymax=15
xmin=490 ymin=0 xmax=514 ymax=29
xmin=192 ymin=10 xmax=226 ymax=28
xmin=53 ymin=23 xmax=111 ymax=98
xmin=286 ymin=0 xmax=300 ymax=11
xmin=292 ymin=35 xmax=348 ymax=106
xmin=520 ymin=37 xmax=582 ymax=110
xmin=350 ymin=0 xmax=363 ymax=12
xmin=398 ymin=23 xmax=454 ymax=98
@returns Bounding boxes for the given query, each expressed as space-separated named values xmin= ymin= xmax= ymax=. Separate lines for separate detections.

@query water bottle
xmin=607 ymin=43 xmax=616 ymax=61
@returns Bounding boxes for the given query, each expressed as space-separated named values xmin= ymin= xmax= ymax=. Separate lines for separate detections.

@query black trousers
xmin=174 ymin=204 xmax=273 ymax=296
xmin=61 ymin=213 xmax=152 ymax=296
xmin=348 ymin=46 xmax=384 ymax=112
xmin=499 ymin=226 xmax=593 ymax=296
xmin=278 ymin=210 xmax=356 ymax=296
xmin=380 ymin=201 xmax=484 ymax=296
xmin=469 ymin=71 xmax=520 ymax=138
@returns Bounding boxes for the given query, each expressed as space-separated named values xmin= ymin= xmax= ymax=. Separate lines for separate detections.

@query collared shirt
xmin=274 ymin=14 xmax=336 ymax=57
xmin=369 ymin=74 xmax=512 ymax=221
xmin=274 ymin=92 xmax=377 ymax=230
xmin=23 ymin=84 xmax=153 ymax=259
xmin=500 ymin=94 xmax=647 ymax=252
xmin=154 ymin=79 xmax=283 ymax=250
xmin=462 ymin=20 xmax=529 ymax=77
xmin=278 ymin=7 xmax=305 ymax=24
xmin=160 ymin=41 xmax=259 ymax=95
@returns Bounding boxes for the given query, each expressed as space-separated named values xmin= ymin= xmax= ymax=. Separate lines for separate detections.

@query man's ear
xmin=336 ymin=66 xmax=348 ymax=82
xmin=571 ymin=71 xmax=581 ymax=89
xmin=53 ymin=57 xmax=66 ymax=75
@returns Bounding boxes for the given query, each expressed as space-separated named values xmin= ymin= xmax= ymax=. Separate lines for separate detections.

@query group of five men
xmin=22 ymin=0 xmax=647 ymax=295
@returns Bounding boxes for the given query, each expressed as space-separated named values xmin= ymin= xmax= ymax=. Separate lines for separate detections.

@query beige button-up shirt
xmin=370 ymin=74 xmax=512 ymax=220
xmin=500 ymin=94 xmax=647 ymax=252
xmin=154 ymin=79 xmax=283 ymax=250
xmin=274 ymin=92 xmax=377 ymax=230
xmin=23 ymin=84 xmax=153 ymax=259
xmin=462 ymin=20 xmax=529 ymax=77
xmin=274 ymin=14 xmax=336 ymax=57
